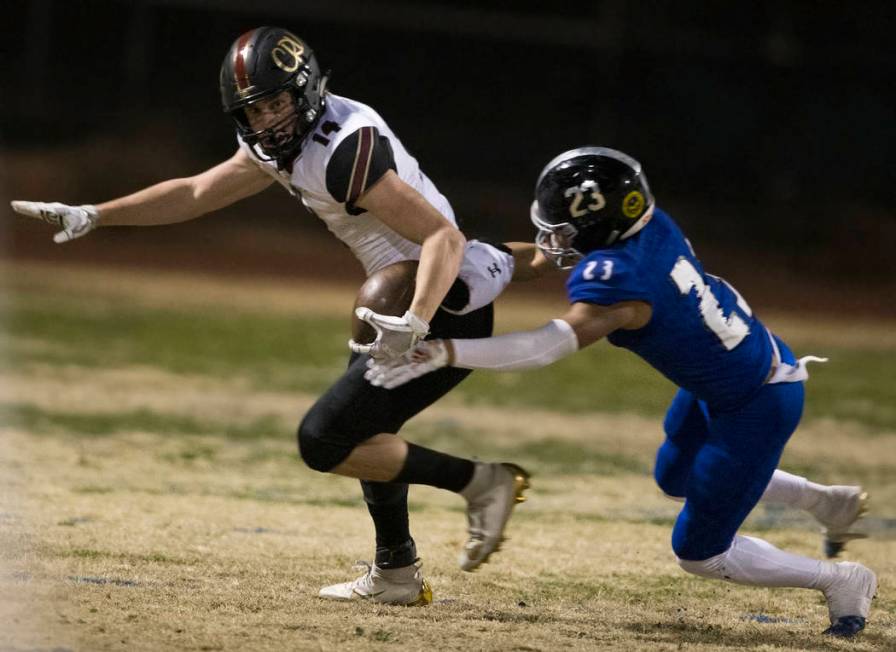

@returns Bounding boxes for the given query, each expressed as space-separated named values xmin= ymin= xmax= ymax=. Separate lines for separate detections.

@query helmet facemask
xmin=220 ymin=28 xmax=329 ymax=169
xmin=234 ymin=91 xmax=302 ymax=163
xmin=232 ymin=69 xmax=327 ymax=165
xmin=530 ymin=200 xmax=585 ymax=269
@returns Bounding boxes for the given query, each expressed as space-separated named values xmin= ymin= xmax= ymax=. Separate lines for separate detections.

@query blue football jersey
xmin=566 ymin=207 xmax=774 ymax=411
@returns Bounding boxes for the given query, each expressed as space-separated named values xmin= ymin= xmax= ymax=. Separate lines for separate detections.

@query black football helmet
xmin=219 ymin=27 xmax=328 ymax=166
xmin=530 ymin=147 xmax=655 ymax=268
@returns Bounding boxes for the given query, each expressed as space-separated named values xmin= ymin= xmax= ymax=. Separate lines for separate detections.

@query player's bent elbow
xmin=441 ymin=224 xmax=466 ymax=246
xmin=438 ymin=226 xmax=466 ymax=260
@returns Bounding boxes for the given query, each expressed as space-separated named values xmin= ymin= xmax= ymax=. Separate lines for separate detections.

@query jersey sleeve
xmin=566 ymin=250 xmax=649 ymax=305
xmin=325 ymin=126 xmax=396 ymax=215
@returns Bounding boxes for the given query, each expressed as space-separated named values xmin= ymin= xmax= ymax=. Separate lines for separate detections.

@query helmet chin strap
xmin=318 ymin=71 xmax=331 ymax=98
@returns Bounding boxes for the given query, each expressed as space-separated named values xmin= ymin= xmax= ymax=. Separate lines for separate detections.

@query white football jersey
xmin=238 ymin=93 xmax=513 ymax=314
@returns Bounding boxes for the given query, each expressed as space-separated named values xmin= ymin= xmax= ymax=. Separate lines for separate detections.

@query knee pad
xmin=654 ymin=462 xmax=687 ymax=499
xmin=653 ymin=443 xmax=689 ymax=499
xmin=297 ymin=412 xmax=353 ymax=473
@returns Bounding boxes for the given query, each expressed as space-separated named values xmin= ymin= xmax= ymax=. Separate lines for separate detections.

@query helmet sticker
xmin=272 ymin=36 xmax=305 ymax=73
xmin=622 ymin=190 xmax=645 ymax=218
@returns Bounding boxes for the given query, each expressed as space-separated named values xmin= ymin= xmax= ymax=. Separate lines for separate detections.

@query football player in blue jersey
xmin=365 ymin=147 xmax=877 ymax=638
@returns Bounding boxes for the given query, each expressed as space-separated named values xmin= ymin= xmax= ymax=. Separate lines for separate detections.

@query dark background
xmin=2 ymin=0 xmax=894 ymax=313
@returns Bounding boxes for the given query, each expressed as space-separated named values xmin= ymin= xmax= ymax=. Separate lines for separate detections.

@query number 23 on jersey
xmin=670 ymin=257 xmax=751 ymax=350
xmin=583 ymin=259 xmax=614 ymax=281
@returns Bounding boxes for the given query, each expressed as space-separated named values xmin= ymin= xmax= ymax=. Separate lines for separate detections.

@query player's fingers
xmin=354 ymin=307 xmax=376 ymax=323
xmin=53 ymin=229 xmax=74 ymax=244
xmin=382 ymin=368 xmax=419 ymax=389
xmin=355 ymin=307 xmax=411 ymax=331
xmin=348 ymin=338 xmax=372 ymax=354
xmin=365 ymin=357 xmax=398 ymax=373
xmin=374 ymin=315 xmax=410 ymax=329
xmin=365 ymin=364 xmax=392 ymax=386
xmin=374 ymin=363 xmax=411 ymax=388
xmin=377 ymin=374 xmax=401 ymax=389
xmin=355 ymin=307 xmax=401 ymax=327
xmin=364 ymin=360 xmax=390 ymax=379
xmin=11 ymin=200 xmax=45 ymax=218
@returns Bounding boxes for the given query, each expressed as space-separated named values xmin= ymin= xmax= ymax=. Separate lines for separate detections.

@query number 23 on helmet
xmin=530 ymin=147 xmax=654 ymax=269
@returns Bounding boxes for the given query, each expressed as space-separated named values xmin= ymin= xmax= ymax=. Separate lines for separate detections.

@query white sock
xmin=678 ymin=534 xmax=833 ymax=589
xmin=760 ymin=469 xmax=828 ymax=512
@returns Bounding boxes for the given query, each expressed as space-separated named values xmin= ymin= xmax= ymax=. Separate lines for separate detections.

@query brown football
xmin=351 ymin=260 xmax=418 ymax=344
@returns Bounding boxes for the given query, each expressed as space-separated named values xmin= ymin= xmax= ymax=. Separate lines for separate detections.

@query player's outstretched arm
xmin=503 ymin=242 xmax=556 ymax=282
xmin=366 ymin=300 xmax=650 ymax=388
xmin=11 ymin=148 xmax=274 ymax=243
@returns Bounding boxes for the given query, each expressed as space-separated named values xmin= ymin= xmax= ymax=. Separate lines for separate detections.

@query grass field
xmin=1 ymin=260 xmax=894 ymax=651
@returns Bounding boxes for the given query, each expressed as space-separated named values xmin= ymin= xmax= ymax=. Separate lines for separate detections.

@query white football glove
xmin=11 ymin=200 xmax=100 ymax=243
xmin=349 ymin=308 xmax=430 ymax=361
xmin=365 ymin=339 xmax=450 ymax=388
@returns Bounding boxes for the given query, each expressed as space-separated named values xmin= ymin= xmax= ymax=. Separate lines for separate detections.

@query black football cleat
xmin=819 ymin=562 xmax=876 ymax=639
xmin=822 ymin=615 xmax=866 ymax=638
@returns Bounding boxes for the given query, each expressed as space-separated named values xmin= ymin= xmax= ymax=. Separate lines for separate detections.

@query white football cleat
xmin=819 ymin=561 xmax=877 ymax=637
xmin=808 ymin=486 xmax=869 ymax=558
xmin=458 ymin=462 xmax=530 ymax=572
xmin=318 ymin=561 xmax=432 ymax=606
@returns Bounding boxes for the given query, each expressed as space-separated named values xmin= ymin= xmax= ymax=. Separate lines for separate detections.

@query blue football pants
xmin=654 ymin=378 xmax=805 ymax=561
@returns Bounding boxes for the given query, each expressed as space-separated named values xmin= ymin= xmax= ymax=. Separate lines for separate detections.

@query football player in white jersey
xmin=10 ymin=26 xmax=540 ymax=605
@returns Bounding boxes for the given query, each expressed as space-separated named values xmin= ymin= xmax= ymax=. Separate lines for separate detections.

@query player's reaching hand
xmin=505 ymin=241 xmax=556 ymax=281
xmin=11 ymin=201 xmax=99 ymax=243
xmin=365 ymin=339 xmax=450 ymax=387
xmin=350 ymin=308 xmax=430 ymax=361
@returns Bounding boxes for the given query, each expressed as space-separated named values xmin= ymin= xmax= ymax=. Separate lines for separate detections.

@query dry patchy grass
xmin=2 ymin=366 xmax=895 ymax=651
xmin=1 ymin=260 xmax=895 ymax=651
